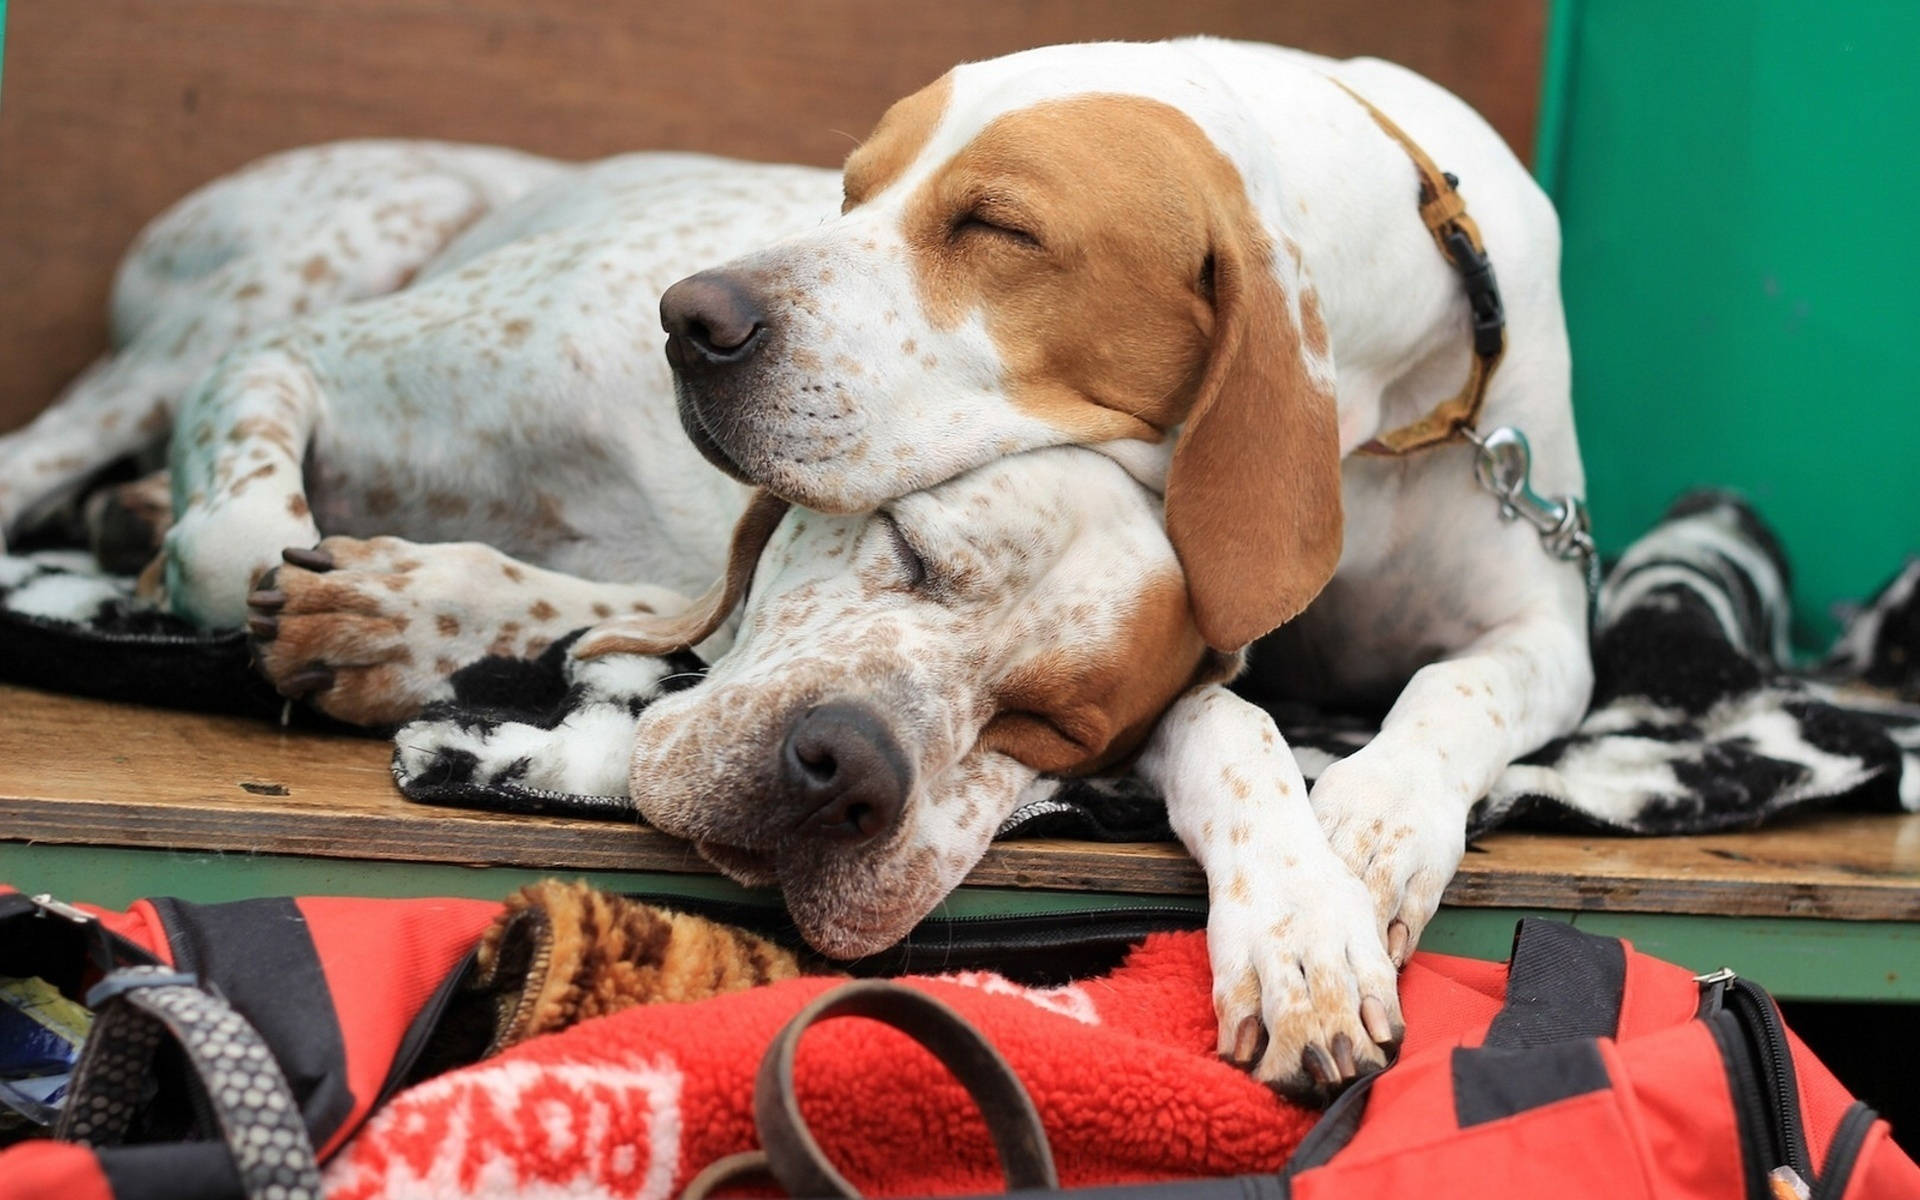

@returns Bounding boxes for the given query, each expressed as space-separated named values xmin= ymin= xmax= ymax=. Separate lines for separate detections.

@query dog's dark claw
xmin=278 ymin=665 xmax=334 ymax=697
xmin=247 ymin=615 xmax=279 ymax=641
xmin=1303 ymin=1044 xmax=1338 ymax=1086
xmin=1330 ymin=1032 xmax=1356 ymax=1079
xmin=248 ymin=589 xmax=287 ymax=613
xmin=282 ymin=546 xmax=335 ymax=572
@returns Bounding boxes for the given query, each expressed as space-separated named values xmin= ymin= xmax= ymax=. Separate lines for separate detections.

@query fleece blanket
xmin=3 ymin=492 xmax=1918 ymax=837
xmin=320 ymin=930 xmax=1530 ymax=1200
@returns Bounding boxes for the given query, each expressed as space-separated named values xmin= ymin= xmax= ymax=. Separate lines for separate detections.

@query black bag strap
xmin=681 ymin=979 xmax=1058 ymax=1199
xmin=1287 ymin=919 xmax=1628 ymax=1178
xmin=1482 ymin=919 xmax=1627 ymax=1049
xmin=55 ymin=965 xmax=323 ymax=1200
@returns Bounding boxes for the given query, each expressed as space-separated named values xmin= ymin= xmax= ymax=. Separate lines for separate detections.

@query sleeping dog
xmin=0 ymin=38 xmax=1588 ymax=1098
xmin=657 ymin=35 xmax=1592 ymax=1079
xmin=0 ymin=139 xmax=1388 ymax=1098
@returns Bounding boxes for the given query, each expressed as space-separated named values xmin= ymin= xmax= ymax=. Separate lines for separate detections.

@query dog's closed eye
xmin=950 ymin=196 xmax=1043 ymax=251
xmin=881 ymin=513 xmax=928 ymax=591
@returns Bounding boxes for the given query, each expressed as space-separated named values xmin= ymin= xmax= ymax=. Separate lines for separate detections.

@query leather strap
xmin=1329 ymin=78 xmax=1509 ymax=457
xmin=683 ymin=979 xmax=1058 ymax=1199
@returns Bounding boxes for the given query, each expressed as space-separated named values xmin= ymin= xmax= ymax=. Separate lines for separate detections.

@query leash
xmin=1327 ymin=78 xmax=1599 ymax=610
xmin=680 ymin=980 xmax=1057 ymax=1200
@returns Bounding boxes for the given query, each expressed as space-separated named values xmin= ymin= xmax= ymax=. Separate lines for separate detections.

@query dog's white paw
xmin=1312 ymin=750 xmax=1469 ymax=966
xmin=158 ymin=494 xmax=316 ymax=627
xmin=1207 ymin=854 xmax=1404 ymax=1104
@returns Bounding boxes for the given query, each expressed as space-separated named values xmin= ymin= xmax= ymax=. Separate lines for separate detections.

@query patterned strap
xmin=1328 ymin=78 xmax=1509 ymax=457
xmin=56 ymin=965 xmax=323 ymax=1200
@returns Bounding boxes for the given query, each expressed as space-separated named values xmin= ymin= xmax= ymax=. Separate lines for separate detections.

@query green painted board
xmin=1537 ymin=0 xmax=1920 ymax=649
xmin=7 ymin=842 xmax=1917 ymax=1003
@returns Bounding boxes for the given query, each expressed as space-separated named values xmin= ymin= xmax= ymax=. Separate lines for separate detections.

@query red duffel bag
xmin=0 ymin=884 xmax=1913 ymax=1200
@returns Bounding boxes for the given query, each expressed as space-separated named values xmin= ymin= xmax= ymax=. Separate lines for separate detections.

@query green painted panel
xmin=1540 ymin=0 xmax=1920 ymax=648
xmin=7 ymin=842 xmax=1917 ymax=1002
xmin=0 ymin=843 xmax=1206 ymax=919
xmin=1566 ymin=911 xmax=1920 ymax=1004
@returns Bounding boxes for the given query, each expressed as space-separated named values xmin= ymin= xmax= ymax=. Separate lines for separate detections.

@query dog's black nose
xmin=660 ymin=271 xmax=767 ymax=368
xmin=779 ymin=701 xmax=910 ymax=843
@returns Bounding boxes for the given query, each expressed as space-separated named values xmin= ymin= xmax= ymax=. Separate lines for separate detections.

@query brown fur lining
xmin=472 ymin=880 xmax=820 ymax=1053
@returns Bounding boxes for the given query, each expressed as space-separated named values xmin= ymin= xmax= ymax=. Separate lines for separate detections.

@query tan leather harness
xmin=1329 ymin=80 xmax=1601 ymax=605
xmin=1329 ymin=79 xmax=1508 ymax=459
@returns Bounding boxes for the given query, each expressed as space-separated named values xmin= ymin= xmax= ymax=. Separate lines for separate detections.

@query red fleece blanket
xmin=323 ymin=933 xmax=1512 ymax=1199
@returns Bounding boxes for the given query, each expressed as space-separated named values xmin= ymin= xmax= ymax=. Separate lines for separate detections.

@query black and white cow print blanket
xmin=4 ymin=491 xmax=1917 ymax=839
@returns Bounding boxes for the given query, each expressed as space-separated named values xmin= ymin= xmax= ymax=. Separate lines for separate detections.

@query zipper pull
xmin=1768 ymin=1165 xmax=1810 ymax=1200
xmin=1693 ymin=966 xmax=1737 ymax=1014
xmin=29 ymin=894 xmax=97 ymax=925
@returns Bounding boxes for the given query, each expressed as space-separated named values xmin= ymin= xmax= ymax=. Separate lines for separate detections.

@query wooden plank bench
xmin=4 ymin=683 xmax=1917 ymax=1001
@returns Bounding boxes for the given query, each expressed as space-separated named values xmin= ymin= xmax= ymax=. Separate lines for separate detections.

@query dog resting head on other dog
xmin=661 ymin=40 xmax=1346 ymax=654
xmin=575 ymin=446 xmax=1230 ymax=959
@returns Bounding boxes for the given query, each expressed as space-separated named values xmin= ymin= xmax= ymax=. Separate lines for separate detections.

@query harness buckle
xmin=1442 ymin=226 xmax=1505 ymax=360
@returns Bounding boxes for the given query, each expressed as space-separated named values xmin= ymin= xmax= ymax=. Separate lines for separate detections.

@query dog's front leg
xmin=248 ymin=536 xmax=690 ymax=726
xmin=154 ymin=346 xmax=327 ymax=625
xmin=1136 ymin=684 xmax=1403 ymax=1101
xmin=1313 ymin=611 xmax=1593 ymax=963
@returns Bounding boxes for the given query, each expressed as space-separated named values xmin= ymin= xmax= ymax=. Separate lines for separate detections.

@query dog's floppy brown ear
xmin=1164 ymin=232 xmax=1343 ymax=652
xmin=573 ymin=490 xmax=791 ymax=659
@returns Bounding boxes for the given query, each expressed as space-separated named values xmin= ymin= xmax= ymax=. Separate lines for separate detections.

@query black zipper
xmin=1699 ymin=970 xmax=1814 ymax=1192
xmin=1723 ymin=977 xmax=1813 ymax=1181
xmin=1811 ymin=1102 xmax=1879 ymax=1200
xmin=1707 ymin=1011 xmax=1780 ymax=1200
xmin=621 ymin=891 xmax=1206 ymax=984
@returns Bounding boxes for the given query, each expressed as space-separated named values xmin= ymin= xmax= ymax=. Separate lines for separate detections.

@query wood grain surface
xmin=5 ymin=684 xmax=1917 ymax=920
xmin=0 ymin=0 xmax=1546 ymax=432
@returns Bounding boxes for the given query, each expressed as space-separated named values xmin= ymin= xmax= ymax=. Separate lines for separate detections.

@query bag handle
xmin=56 ymin=965 xmax=323 ymax=1200
xmin=682 ymin=979 xmax=1058 ymax=1199
xmin=1482 ymin=919 xmax=1627 ymax=1049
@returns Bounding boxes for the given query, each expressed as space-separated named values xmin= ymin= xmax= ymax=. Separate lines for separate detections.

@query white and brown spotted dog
xmin=0 ymin=37 xmax=1588 ymax=1099
xmin=654 ymin=37 xmax=1592 ymax=1080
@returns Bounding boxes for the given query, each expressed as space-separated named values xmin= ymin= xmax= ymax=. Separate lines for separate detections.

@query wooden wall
xmin=0 ymin=0 xmax=1544 ymax=432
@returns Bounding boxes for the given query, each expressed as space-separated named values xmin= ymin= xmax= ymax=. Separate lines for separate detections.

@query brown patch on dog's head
xmin=896 ymin=95 xmax=1218 ymax=446
xmin=842 ymin=71 xmax=955 ymax=211
xmin=891 ymin=94 xmax=1343 ymax=648
xmin=980 ymin=572 xmax=1237 ymax=775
